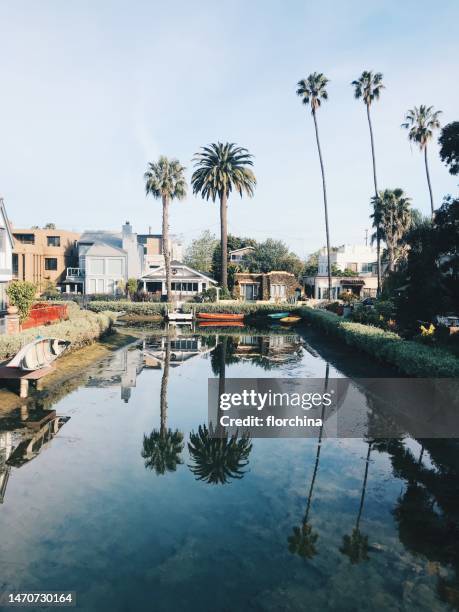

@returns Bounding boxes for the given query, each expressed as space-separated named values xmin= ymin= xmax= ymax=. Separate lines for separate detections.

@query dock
xmin=0 ymin=365 xmax=55 ymax=398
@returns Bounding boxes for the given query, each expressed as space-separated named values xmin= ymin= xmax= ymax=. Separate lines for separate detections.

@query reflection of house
xmin=234 ymin=271 xmax=300 ymax=301
xmin=85 ymin=347 xmax=144 ymax=402
xmin=0 ymin=431 xmax=12 ymax=503
xmin=0 ymin=199 xmax=14 ymax=316
xmin=235 ymin=334 xmax=304 ymax=365
xmin=12 ymin=226 xmax=80 ymax=290
xmin=143 ymin=336 xmax=214 ymax=368
xmin=229 ymin=246 xmax=255 ymax=264
xmin=140 ymin=262 xmax=217 ymax=299
xmin=304 ymin=244 xmax=378 ymax=299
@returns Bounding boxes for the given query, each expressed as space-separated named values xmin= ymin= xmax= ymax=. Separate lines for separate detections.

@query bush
xmin=6 ymin=280 xmax=37 ymax=322
xmin=300 ymin=306 xmax=459 ymax=377
xmin=87 ymin=301 xmax=169 ymax=315
xmin=182 ymin=302 xmax=300 ymax=315
xmin=0 ymin=306 xmax=116 ymax=361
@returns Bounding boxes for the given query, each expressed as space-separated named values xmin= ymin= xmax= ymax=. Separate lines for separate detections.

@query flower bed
xmin=299 ymin=306 xmax=459 ymax=378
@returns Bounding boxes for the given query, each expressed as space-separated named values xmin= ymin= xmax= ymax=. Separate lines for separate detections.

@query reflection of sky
xmin=0 ymin=333 xmax=451 ymax=611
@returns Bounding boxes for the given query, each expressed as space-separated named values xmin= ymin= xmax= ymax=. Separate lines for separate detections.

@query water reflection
xmin=141 ymin=339 xmax=184 ymax=475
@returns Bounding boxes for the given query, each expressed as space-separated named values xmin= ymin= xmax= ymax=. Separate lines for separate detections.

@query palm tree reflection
xmin=188 ymin=336 xmax=252 ymax=485
xmin=141 ymin=339 xmax=184 ymax=475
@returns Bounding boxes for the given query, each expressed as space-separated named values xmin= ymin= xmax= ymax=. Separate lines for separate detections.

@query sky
xmin=0 ymin=0 xmax=458 ymax=258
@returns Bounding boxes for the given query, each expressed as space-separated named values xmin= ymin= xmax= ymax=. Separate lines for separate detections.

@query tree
xmin=126 ymin=278 xmax=138 ymax=298
xmin=245 ymin=239 xmax=304 ymax=277
xmin=191 ymin=143 xmax=256 ymax=291
xmin=439 ymin=121 xmax=459 ymax=175
xmin=401 ymin=105 xmax=442 ymax=216
xmin=141 ymin=339 xmax=184 ymax=475
xmin=303 ymin=250 xmax=320 ymax=276
xmin=144 ymin=157 xmax=187 ymax=301
xmin=183 ymin=230 xmax=218 ymax=273
xmin=211 ymin=235 xmax=257 ymax=287
xmin=44 ymin=223 xmax=56 ymax=229
xmin=6 ymin=280 xmax=36 ymax=322
xmin=297 ymin=73 xmax=332 ymax=298
xmin=371 ymin=188 xmax=412 ymax=272
xmin=352 ymin=70 xmax=384 ymax=295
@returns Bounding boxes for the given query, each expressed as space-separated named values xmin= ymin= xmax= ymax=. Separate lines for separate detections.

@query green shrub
xmin=300 ymin=306 xmax=459 ymax=377
xmin=182 ymin=302 xmax=300 ymax=315
xmin=6 ymin=280 xmax=37 ymax=322
xmin=0 ymin=307 xmax=116 ymax=361
xmin=87 ymin=301 xmax=169 ymax=315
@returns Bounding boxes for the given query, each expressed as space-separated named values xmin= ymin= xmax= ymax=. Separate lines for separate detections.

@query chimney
xmin=122 ymin=221 xmax=132 ymax=236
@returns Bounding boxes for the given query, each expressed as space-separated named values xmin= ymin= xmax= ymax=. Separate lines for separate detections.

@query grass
xmin=300 ymin=306 xmax=459 ymax=378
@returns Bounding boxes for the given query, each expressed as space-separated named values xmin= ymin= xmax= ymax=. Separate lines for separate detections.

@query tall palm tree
xmin=144 ymin=157 xmax=187 ymax=301
xmin=371 ymin=188 xmax=412 ymax=272
xmin=141 ymin=339 xmax=184 ymax=475
xmin=401 ymin=105 xmax=442 ymax=217
xmin=352 ymin=71 xmax=384 ymax=295
xmin=191 ymin=143 xmax=256 ymax=291
xmin=297 ymin=73 xmax=332 ymax=299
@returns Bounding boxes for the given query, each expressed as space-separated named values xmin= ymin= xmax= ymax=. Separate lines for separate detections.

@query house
xmin=229 ymin=246 xmax=255 ymax=264
xmin=138 ymin=232 xmax=183 ymax=269
xmin=66 ymin=221 xmax=145 ymax=294
xmin=0 ymin=199 xmax=14 ymax=315
xmin=12 ymin=226 xmax=80 ymax=291
xmin=234 ymin=271 xmax=300 ymax=301
xmin=304 ymin=244 xmax=378 ymax=299
xmin=140 ymin=262 xmax=217 ymax=298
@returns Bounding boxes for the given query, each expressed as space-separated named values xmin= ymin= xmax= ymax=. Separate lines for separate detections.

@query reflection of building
xmin=304 ymin=244 xmax=378 ymax=300
xmin=0 ymin=431 xmax=12 ymax=503
xmin=86 ymin=347 xmax=144 ymax=403
xmin=235 ymin=334 xmax=304 ymax=365
xmin=143 ymin=336 xmax=214 ymax=368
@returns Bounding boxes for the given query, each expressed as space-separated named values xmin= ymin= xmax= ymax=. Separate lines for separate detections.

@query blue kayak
xmin=268 ymin=312 xmax=290 ymax=319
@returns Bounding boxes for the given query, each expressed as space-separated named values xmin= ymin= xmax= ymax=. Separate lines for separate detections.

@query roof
xmin=141 ymin=262 xmax=216 ymax=283
xmin=85 ymin=242 xmax=127 ymax=257
xmin=229 ymin=246 xmax=255 ymax=254
xmin=0 ymin=198 xmax=14 ymax=247
xmin=80 ymin=231 xmax=123 ymax=250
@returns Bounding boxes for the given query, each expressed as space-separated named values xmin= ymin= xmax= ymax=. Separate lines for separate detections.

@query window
xmin=14 ymin=233 xmax=35 ymax=245
xmin=90 ymin=258 xmax=104 ymax=275
xmin=47 ymin=236 xmax=61 ymax=247
xmin=270 ymin=284 xmax=286 ymax=299
xmin=44 ymin=258 xmax=58 ymax=271
xmin=171 ymin=282 xmax=198 ymax=292
xmin=361 ymin=263 xmax=375 ymax=273
xmin=0 ymin=228 xmax=5 ymax=251
xmin=12 ymin=254 xmax=18 ymax=276
xmin=107 ymin=258 xmax=123 ymax=275
xmin=346 ymin=262 xmax=358 ymax=272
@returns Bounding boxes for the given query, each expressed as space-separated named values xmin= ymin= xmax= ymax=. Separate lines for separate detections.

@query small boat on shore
xmin=6 ymin=338 xmax=70 ymax=372
xmin=268 ymin=312 xmax=290 ymax=319
xmin=196 ymin=313 xmax=245 ymax=321
xmin=280 ymin=316 xmax=301 ymax=325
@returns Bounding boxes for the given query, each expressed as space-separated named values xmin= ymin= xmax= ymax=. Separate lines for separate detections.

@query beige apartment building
xmin=13 ymin=228 xmax=80 ymax=290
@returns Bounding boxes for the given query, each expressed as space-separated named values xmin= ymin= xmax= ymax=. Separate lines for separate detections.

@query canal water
xmin=0 ymin=328 xmax=458 ymax=611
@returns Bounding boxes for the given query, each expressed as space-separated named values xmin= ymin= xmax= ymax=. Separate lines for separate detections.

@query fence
xmin=21 ymin=303 xmax=68 ymax=330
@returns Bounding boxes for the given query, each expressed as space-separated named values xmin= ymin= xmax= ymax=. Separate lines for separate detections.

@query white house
xmin=304 ymin=244 xmax=378 ymax=300
xmin=229 ymin=246 xmax=255 ymax=263
xmin=0 ymin=199 xmax=14 ymax=314
xmin=140 ymin=262 xmax=217 ymax=298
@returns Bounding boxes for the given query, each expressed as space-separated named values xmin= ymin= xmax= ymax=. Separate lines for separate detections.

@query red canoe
xmin=196 ymin=313 xmax=244 ymax=321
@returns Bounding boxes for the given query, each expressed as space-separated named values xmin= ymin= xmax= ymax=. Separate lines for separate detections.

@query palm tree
xmin=352 ymin=71 xmax=384 ymax=295
xmin=297 ymin=73 xmax=332 ymax=298
xmin=144 ymin=157 xmax=187 ymax=301
xmin=191 ymin=143 xmax=256 ymax=291
xmin=371 ymin=189 xmax=412 ymax=273
xmin=401 ymin=105 xmax=442 ymax=217
xmin=141 ymin=339 xmax=184 ymax=475
xmin=340 ymin=441 xmax=372 ymax=564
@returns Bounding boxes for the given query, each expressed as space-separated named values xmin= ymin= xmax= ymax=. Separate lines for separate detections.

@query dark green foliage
xmin=439 ymin=121 xmax=459 ymax=175
xmin=188 ymin=424 xmax=252 ymax=485
xmin=287 ymin=522 xmax=318 ymax=559
xmin=245 ymin=239 xmax=304 ymax=277
xmin=141 ymin=430 xmax=184 ymax=475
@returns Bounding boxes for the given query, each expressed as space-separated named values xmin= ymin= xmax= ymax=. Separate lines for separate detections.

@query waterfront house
xmin=140 ymin=262 xmax=216 ymax=299
xmin=12 ymin=226 xmax=80 ymax=291
xmin=303 ymin=244 xmax=378 ymax=299
xmin=138 ymin=232 xmax=183 ymax=270
xmin=229 ymin=246 xmax=255 ymax=264
xmin=0 ymin=199 xmax=14 ymax=323
xmin=234 ymin=271 xmax=300 ymax=301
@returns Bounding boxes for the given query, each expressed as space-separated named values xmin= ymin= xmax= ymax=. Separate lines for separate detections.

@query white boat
xmin=6 ymin=338 xmax=70 ymax=371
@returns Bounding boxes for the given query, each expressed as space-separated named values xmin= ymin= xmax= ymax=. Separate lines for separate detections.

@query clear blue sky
xmin=0 ymin=0 xmax=457 ymax=257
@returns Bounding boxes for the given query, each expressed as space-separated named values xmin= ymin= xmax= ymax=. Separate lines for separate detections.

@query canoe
xmin=198 ymin=321 xmax=244 ymax=328
xmin=6 ymin=338 xmax=71 ymax=372
xmin=280 ymin=316 xmax=301 ymax=325
xmin=196 ymin=313 xmax=244 ymax=321
xmin=267 ymin=312 xmax=290 ymax=319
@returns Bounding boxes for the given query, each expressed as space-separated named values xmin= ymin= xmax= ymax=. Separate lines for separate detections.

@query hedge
xmin=87 ymin=301 xmax=169 ymax=315
xmin=182 ymin=302 xmax=300 ymax=315
xmin=299 ymin=306 xmax=459 ymax=378
xmin=0 ymin=307 xmax=116 ymax=362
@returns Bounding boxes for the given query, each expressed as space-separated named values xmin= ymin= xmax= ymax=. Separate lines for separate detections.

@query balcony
xmin=66 ymin=267 xmax=84 ymax=283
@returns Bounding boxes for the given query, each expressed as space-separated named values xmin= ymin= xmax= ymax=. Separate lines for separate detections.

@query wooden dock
xmin=0 ymin=365 xmax=55 ymax=398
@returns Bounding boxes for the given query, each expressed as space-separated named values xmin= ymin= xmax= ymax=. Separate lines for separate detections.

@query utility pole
xmin=364 ymin=229 xmax=368 ymax=246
